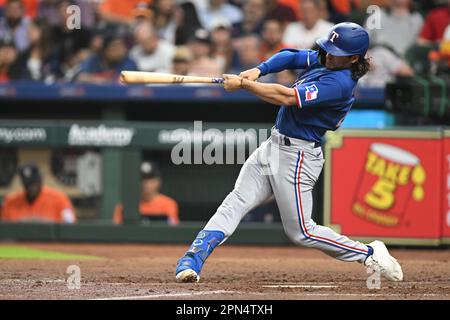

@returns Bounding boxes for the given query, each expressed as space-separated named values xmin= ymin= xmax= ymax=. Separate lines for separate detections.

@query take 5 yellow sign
xmin=353 ymin=143 xmax=426 ymax=227
xmin=324 ymin=130 xmax=442 ymax=245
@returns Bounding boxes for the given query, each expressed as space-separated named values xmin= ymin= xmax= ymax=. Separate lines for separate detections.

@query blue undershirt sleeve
xmin=256 ymin=49 xmax=319 ymax=76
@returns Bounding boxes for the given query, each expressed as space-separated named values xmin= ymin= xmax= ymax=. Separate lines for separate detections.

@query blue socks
xmin=176 ymin=230 xmax=225 ymax=276
xmin=364 ymin=245 xmax=374 ymax=263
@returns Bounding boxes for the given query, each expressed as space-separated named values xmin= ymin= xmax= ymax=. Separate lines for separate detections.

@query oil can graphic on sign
xmin=352 ymin=143 xmax=426 ymax=227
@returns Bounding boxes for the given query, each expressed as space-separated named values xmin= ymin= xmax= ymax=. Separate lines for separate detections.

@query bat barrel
xmin=120 ymin=71 xmax=224 ymax=85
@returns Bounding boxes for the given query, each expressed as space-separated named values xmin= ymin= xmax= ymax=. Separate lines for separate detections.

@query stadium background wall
xmin=0 ymin=83 xmax=445 ymax=246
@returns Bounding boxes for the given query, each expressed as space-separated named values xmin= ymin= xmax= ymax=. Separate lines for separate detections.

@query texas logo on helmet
xmin=316 ymin=22 xmax=369 ymax=57
xmin=305 ymin=84 xmax=319 ymax=101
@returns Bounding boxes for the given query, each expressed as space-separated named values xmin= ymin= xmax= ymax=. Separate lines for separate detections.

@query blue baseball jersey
xmin=257 ymin=49 xmax=357 ymax=144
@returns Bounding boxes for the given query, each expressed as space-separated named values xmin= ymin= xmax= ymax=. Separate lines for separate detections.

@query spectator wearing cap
xmin=171 ymin=46 xmax=193 ymax=75
xmin=198 ymin=0 xmax=243 ymax=31
xmin=283 ymin=0 xmax=333 ymax=50
xmin=259 ymin=19 xmax=288 ymax=61
xmin=365 ymin=0 xmax=423 ymax=58
xmin=0 ymin=38 xmax=21 ymax=82
xmin=0 ymin=0 xmax=31 ymax=53
xmin=130 ymin=21 xmax=175 ymax=73
xmin=417 ymin=0 xmax=450 ymax=45
xmin=113 ymin=161 xmax=179 ymax=226
xmin=187 ymin=28 xmax=223 ymax=77
xmin=231 ymin=0 xmax=266 ymax=37
xmin=1 ymin=163 xmax=76 ymax=224
xmin=76 ymin=34 xmax=138 ymax=84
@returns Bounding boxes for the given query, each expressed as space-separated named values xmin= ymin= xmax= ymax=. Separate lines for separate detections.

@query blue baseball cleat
xmin=176 ymin=230 xmax=225 ymax=283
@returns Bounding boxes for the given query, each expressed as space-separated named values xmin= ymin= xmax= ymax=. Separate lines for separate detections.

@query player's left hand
xmin=223 ymin=74 xmax=243 ymax=92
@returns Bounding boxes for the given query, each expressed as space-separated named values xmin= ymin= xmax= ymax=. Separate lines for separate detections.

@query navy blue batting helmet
xmin=316 ymin=22 xmax=369 ymax=57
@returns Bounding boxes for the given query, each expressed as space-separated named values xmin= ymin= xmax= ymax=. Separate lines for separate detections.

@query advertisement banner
xmin=324 ymin=130 xmax=442 ymax=245
xmin=0 ymin=121 xmax=273 ymax=149
xmin=443 ymin=131 xmax=450 ymax=243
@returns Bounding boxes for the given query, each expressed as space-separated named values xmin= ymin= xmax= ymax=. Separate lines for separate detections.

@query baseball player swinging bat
xmin=120 ymin=71 xmax=224 ymax=85
xmin=122 ymin=23 xmax=404 ymax=284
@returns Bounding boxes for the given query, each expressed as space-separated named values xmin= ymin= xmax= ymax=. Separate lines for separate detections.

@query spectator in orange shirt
xmin=0 ymin=0 xmax=37 ymax=18
xmin=99 ymin=0 xmax=153 ymax=26
xmin=2 ymin=163 xmax=76 ymax=224
xmin=114 ymin=161 xmax=179 ymax=226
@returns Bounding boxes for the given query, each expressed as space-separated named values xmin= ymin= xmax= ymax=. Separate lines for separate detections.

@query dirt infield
xmin=0 ymin=243 xmax=449 ymax=300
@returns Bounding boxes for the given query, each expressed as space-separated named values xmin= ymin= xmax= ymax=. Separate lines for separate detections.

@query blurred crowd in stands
xmin=0 ymin=0 xmax=449 ymax=87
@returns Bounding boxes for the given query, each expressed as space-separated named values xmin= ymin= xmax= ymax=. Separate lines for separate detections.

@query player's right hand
xmin=239 ymin=68 xmax=261 ymax=81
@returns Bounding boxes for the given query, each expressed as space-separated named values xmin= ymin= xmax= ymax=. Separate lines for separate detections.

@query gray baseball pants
xmin=205 ymin=128 xmax=369 ymax=263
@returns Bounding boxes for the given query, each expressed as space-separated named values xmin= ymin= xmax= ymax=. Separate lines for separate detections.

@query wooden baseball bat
xmin=120 ymin=71 xmax=224 ymax=85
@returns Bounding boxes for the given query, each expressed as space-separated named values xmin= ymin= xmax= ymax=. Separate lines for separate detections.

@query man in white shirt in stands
xmin=365 ymin=0 xmax=423 ymax=58
xmin=129 ymin=21 xmax=175 ymax=73
xmin=358 ymin=45 xmax=414 ymax=87
xmin=198 ymin=0 xmax=243 ymax=31
xmin=283 ymin=0 xmax=333 ymax=49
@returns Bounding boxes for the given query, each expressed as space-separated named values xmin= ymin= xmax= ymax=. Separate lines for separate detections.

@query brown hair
xmin=350 ymin=56 xmax=371 ymax=80
xmin=318 ymin=48 xmax=371 ymax=81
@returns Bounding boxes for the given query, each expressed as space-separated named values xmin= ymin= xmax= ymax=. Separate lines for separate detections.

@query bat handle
xmin=212 ymin=78 xmax=225 ymax=84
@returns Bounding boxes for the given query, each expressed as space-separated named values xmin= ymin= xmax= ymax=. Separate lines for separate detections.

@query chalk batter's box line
xmin=92 ymin=290 xmax=239 ymax=300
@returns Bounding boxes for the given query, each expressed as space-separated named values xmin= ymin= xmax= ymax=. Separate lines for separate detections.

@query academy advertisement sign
xmin=68 ymin=124 xmax=135 ymax=147
xmin=324 ymin=131 xmax=442 ymax=245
